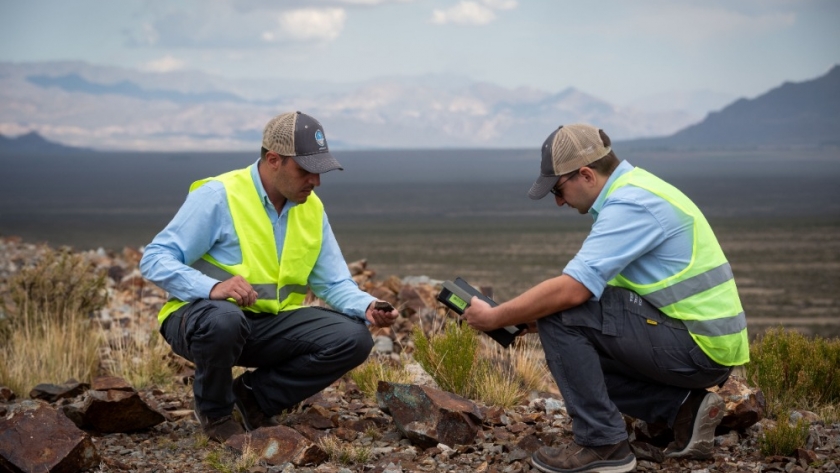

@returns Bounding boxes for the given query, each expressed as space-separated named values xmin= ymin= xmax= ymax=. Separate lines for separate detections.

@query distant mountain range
xmin=0 ymin=131 xmax=90 ymax=154
xmin=0 ymin=61 xmax=732 ymax=151
xmin=0 ymin=61 xmax=837 ymax=151
xmin=625 ymin=65 xmax=840 ymax=149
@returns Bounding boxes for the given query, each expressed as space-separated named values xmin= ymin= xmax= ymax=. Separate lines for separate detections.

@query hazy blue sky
xmin=1 ymin=0 xmax=838 ymax=104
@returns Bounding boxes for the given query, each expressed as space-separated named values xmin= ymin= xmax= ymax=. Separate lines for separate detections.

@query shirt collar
xmin=589 ymin=160 xmax=634 ymax=220
xmin=250 ymin=158 xmax=298 ymax=215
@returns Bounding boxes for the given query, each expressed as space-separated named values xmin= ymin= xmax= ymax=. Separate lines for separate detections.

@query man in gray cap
xmin=463 ymin=124 xmax=748 ymax=473
xmin=141 ymin=111 xmax=398 ymax=442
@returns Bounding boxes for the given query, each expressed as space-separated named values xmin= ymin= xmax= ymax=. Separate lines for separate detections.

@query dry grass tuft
xmin=472 ymin=360 xmax=525 ymax=408
xmin=349 ymin=354 xmax=414 ymax=399
xmin=0 ymin=248 xmax=107 ymax=394
xmin=204 ymin=439 xmax=260 ymax=473
xmin=99 ymin=327 xmax=179 ymax=390
xmin=509 ymin=335 xmax=554 ymax=393
xmin=319 ymin=435 xmax=372 ymax=466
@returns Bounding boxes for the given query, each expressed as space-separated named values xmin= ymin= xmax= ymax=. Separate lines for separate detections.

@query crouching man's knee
xmin=345 ymin=323 xmax=375 ymax=368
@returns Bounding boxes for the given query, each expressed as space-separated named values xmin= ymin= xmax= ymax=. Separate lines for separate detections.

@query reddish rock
xmin=293 ymin=423 xmax=331 ymax=444
xmin=0 ymin=402 xmax=100 ymax=472
xmin=80 ymin=389 xmax=165 ymax=432
xmin=484 ymin=406 xmax=505 ymax=425
xmin=382 ymin=275 xmax=403 ymax=294
xmin=0 ymin=385 xmax=15 ymax=402
xmin=225 ymin=425 xmax=327 ymax=466
xmin=29 ymin=380 xmax=88 ymax=402
xmin=345 ymin=416 xmax=389 ymax=432
xmin=347 ymin=259 xmax=367 ymax=276
xmin=377 ymin=381 xmax=483 ymax=449
xmin=712 ymin=375 xmax=765 ymax=431
xmin=91 ymin=375 xmax=134 ymax=392
xmin=516 ymin=434 xmax=545 ymax=453
xmin=286 ymin=405 xmax=337 ymax=430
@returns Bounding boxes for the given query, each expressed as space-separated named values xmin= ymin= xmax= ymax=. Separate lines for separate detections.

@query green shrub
xmin=9 ymin=248 xmax=108 ymax=326
xmin=412 ymin=320 xmax=479 ymax=397
xmin=746 ymin=327 xmax=840 ymax=415
xmin=759 ymin=416 xmax=810 ymax=456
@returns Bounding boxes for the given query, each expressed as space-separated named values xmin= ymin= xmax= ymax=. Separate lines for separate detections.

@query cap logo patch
xmin=315 ymin=129 xmax=326 ymax=147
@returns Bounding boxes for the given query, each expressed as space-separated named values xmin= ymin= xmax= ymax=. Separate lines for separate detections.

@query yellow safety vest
xmin=157 ymin=165 xmax=324 ymax=323
xmin=606 ymin=168 xmax=749 ymax=366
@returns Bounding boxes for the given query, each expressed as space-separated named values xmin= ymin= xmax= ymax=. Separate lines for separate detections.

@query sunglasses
xmin=549 ymin=170 xmax=580 ymax=198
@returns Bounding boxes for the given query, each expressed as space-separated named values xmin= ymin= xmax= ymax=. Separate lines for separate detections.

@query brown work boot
xmin=531 ymin=440 xmax=636 ymax=473
xmin=664 ymin=390 xmax=725 ymax=459
xmin=193 ymin=405 xmax=244 ymax=443
xmin=232 ymin=372 xmax=281 ymax=431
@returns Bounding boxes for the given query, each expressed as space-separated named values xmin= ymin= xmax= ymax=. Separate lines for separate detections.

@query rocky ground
xmin=1 ymin=236 xmax=839 ymax=473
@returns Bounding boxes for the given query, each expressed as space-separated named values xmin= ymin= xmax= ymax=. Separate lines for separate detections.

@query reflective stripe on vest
xmin=605 ymin=168 xmax=749 ymax=366
xmin=186 ymin=258 xmax=309 ymax=303
xmin=157 ymin=164 xmax=323 ymax=323
xmin=641 ymin=261 xmax=747 ymax=338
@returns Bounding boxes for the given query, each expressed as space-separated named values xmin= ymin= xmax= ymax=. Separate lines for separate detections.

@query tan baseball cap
xmin=528 ymin=124 xmax=611 ymax=200
xmin=262 ymin=111 xmax=343 ymax=174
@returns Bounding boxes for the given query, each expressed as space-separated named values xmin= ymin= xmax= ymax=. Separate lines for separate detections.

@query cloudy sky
xmin=1 ymin=0 xmax=838 ymax=105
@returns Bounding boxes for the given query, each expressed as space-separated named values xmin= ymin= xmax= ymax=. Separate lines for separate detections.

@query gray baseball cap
xmin=262 ymin=111 xmax=343 ymax=174
xmin=528 ymin=124 xmax=611 ymax=200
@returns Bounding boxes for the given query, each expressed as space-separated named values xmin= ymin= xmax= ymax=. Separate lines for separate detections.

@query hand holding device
xmin=436 ymin=277 xmax=527 ymax=347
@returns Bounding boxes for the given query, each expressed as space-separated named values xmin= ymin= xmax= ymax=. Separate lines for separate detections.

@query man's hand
xmin=210 ymin=275 xmax=258 ymax=307
xmin=463 ymin=297 xmax=497 ymax=332
xmin=365 ymin=300 xmax=398 ymax=327
xmin=523 ymin=321 xmax=538 ymax=334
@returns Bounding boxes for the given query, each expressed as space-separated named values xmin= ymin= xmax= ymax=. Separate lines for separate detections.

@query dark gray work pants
xmin=537 ymin=286 xmax=732 ymax=447
xmin=160 ymin=300 xmax=373 ymax=419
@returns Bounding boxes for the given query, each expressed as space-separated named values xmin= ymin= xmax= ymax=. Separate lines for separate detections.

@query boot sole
xmin=531 ymin=454 xmax=636 ymax=473
xmin=665 ymin=392 xmax=725 ymax=460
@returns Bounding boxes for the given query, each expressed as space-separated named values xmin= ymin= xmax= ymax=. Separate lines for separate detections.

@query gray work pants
xmin=160 ymin=300 xmax=374 ymax=419
xmin=537 ymin=286 xmax=732 ymax=447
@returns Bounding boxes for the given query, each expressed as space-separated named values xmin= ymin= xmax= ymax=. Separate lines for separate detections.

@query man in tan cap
xmin=141 ymin=111 xmax=397 ymax=442
xmin=464 ymin=124 xmax=748 ymax=473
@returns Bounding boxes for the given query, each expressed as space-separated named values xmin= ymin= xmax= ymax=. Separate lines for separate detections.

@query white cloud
xmin=432 ymin=1 xmax=496 ymax=26
xmin=141 ymin=55 xmax=186 ymax=73
xmin=431 ymin=0 xmax=517 ymax=26
xmin=275 ymin=8 xmax=347 ymax=42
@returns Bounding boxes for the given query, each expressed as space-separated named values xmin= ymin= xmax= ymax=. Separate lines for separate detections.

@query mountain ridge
xmin=0 ymin=61 xmax=721 ymax=151
xmin=623 ymin=65 xmax=840 ymax=149
xmin=2 ymin=61 xmax=837 ymax=152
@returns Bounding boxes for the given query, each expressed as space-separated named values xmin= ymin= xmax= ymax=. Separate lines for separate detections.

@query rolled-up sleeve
xmin=563 ymin=197 xmax=667 ymax=299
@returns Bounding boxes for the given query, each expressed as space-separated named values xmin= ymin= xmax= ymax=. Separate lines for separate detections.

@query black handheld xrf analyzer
xmin=436 ymin=277 xmax=527 ymax=348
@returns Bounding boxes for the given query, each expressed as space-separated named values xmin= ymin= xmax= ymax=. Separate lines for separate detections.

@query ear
xmin=580 ymin=166 xmax=596 ymax=183
xmin=265 ymin=151 xmax=281 ymax=169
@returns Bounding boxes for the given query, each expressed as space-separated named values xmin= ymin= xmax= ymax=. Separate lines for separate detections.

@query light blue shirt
xmin=563 ymin=160 xmax=694 ymax=300
xmin=139 ymin=159 xmax=374 ymax=320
